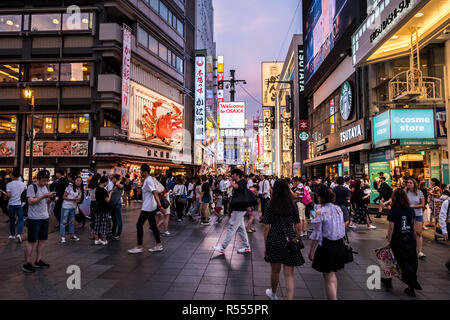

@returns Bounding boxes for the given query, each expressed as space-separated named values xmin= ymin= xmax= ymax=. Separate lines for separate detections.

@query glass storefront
xmin=27 ymin=114 xmax=89 ymax=134
xmin=0 ymin=116 xmax=16 ymax=133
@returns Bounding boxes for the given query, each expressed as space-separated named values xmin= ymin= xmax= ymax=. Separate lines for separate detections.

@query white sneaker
xmin=237 ymin=247 xmax=251 ymax=254
xmin=418 ymin=252 xmax=426 ymax=259
xmin=114 ymin=236 xmax=121 ymax=240
xmin=16 ymin=234 xmax=22 ymax=243
xmin=301 ymin=231 xmax=308 ymax=236
xmin=348 ymin=224 xmax=357 ymax=229
xmin=60 ymin=237 xmax=66 ymax=244
xmin=128 ymin=247 xmax=143 ymax=254
xmin=213 ymin=245 xmax=225 ymax=254
xmin=8 ymin=235 xmax=15 ymax=240
xmin=368 ymin=225 xmax=377 ymax=230
xmin=100 ymin=240 xmax=108 ymax=246
xmin=148 ymin=246 xmax=163 ymax=252
xmin=161 ymin=231 xmax=171 ymax=236
xmin=265 ymin=288 xmax=278 ymax=300
xmin=70 ymin=236 xmax=80 ymax=242
xmin=94 ymin=240 xmax=102 ymax=245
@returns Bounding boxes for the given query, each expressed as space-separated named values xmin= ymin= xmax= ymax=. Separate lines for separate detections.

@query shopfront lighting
xmin=71 ymin=123 xmax=77 ymax=130
xmin=23 ymin=88 xmax=33 ymax=99
xmin=391 ymin=35 xmax=399 ymax=40
xmin=414 ymin=12 xmax=424 ymax=18
xmin=6 ymin=20 xmax=13 ymax=26
xmin=45 ymin=124 xmax=52 ymax=129
xmin=52 ymin=19 xmax=60 ymax=25
xmin=47 ymin=66 xmax=54 ymax=73
xmin=11 ymin=117 xmax=16 ymax=123
xmin=81 ymin=18 xmax=89 ymax=24
xmin=82 ymin=66 xmax=88 ymax=72
xmin=79 ymin=116 xmax=86 ymax=123
xmin=45 ymin=117 xmax=52 ymax=124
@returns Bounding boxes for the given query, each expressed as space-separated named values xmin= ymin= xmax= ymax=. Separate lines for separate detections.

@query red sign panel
xmin=299 ymin=120 xmax=309 ymax=131
xmin=217 ymin=72 xmax=224 ymax=81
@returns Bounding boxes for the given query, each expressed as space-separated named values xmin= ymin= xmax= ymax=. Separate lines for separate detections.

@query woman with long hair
xmin=383 ymin=188 xmax=422 ymax=297
xmin=351 ymin=180 xmax=376 ymax=230
xmin=309 ymin=185 xmax=346 ymax=300
xmin=264 ymin=179 xmax=304 ymax=300
xmin=173 ymin=176 xmax=187 ymax=222
xmin=59 ymin=176 xmax=83 ymax=243
xmin=87 ymin=173 xmax=100 ymax=240
xmin=405 ymin=178 xmax=426 ymax=259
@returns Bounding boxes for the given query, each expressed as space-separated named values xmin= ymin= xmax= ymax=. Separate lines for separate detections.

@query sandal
xmin=251 ymin=228 xmax=256 ymax=232
xmin=246 ymin=229 xmax=254 ymax=233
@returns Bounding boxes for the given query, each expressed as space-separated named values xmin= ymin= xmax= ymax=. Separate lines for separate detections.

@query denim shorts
xmin=27 ymin=219 xmax=49 ymax=243
xmin=202 ymin=196 xmax=211 ymax=203
xmin=415 ymin=215 xmax=424 ymax=222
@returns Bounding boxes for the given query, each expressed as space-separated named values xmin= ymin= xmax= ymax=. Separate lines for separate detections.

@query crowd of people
xmin=1 ymin=166 xmax=449 ymax=300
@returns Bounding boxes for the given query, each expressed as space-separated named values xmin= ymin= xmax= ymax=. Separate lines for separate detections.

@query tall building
xmin=0 ymin=0 xmax=194 ymax=179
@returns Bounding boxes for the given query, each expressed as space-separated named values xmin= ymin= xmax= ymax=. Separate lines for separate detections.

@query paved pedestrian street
xmin=0 ymin=204 xmax=449 ymax=300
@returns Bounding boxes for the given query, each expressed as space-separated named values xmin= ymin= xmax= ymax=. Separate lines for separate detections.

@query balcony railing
xmin=389 ymin=68 xmax=443 ymax=102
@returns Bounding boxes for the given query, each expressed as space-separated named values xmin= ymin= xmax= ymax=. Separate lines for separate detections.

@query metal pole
xmin=28 ymin=96 xmax=34 ymax=185
xmin=444 ymin=40 xmax=450 ymax=184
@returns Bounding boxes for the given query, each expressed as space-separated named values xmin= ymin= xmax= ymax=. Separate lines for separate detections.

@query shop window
xmin=0 ymin=64 xmax=21 ymax=82
xmin=0 ymin=115 xmax=16 ymax=133
xmin=29 ymin=63 xmax=59 ymax=82
xmin=31 ymin=13 xmax=61 ymax=31
xmin=28 ymin=115 xmax=57 ymax=134
xmin=159 ymin=43 xmax=167 ymax=62
xmin=60 ymin=63 xmax=90 ymax=81
xmin=62 ymin=12 xmax=91 ymax=30
xmin=103 ymin=119 xmax=119 ymax=129
xmin=58 ymin=114 xmax=89 ymax=134
xmin=0 ymin=15 xmax=21 ymax=32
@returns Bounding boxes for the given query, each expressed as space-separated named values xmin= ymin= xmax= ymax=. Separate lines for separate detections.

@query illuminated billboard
xmin=261 ymin=62 xmax=286 ymax=107
xmin=219 ymin=102 xmax=245 ymax=129
xmin=304 ymin=0 xmax=353 ymax=83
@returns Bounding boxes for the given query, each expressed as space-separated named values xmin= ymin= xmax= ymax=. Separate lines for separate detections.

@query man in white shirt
xmin=128 ymin=164 xmax=165 ymax=254
xmin=6 ymin=169 xmax=26 ymax=243
xmin=247 ymin=174 xmax=255 ymax=189
xmin=219 ymin=175 xmax=231 ymax=215
xmin=258 ymin=175 xmax=271 ymax=222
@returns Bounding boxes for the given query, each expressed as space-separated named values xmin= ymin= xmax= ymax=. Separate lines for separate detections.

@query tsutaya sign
xmin=351 ymin=0 xmax=420 ymax=66
xmin=340 ymin=124 xmax=363 ymax=143
xmin=298 ymin=45 xmax=304 ymax=93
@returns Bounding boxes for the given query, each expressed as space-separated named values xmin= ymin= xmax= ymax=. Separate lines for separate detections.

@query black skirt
xmin=312 ymin=238 xmax=345 ymax=273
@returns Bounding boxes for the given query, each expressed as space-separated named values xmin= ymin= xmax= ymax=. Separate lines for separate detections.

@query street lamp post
xmin=24 ymin=87 xmax=34 ymax=184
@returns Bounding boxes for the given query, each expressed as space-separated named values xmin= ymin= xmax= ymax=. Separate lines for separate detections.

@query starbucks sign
xmin=340 ymin=81 xmax=353 ymax=121
xmin=299 ymin=131 xmax=309 ymax=141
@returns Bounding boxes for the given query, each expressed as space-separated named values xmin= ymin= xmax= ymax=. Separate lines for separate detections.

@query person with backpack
xmin=6 ymin=169 xmax=27 ymax=243
xmin=22 ymin=170 xmax=56 ymax=273
xmin=213 ymin=169 xmax=252 ymax=254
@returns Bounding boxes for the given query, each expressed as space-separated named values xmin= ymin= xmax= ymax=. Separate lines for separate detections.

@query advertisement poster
xmin=436 ymin=107 xmax=447 ymax=138
xmin=26 ymin=141 xmax=88 ymax=157
xmin=443 ymin=163 xmax=449 ymax=185
xmin=194 ymin=56 xmax=206 ymax=140
xmin=0 ymin=141 xmax=15 ymax=157
xmin=219 ymin=102 xmax=245 ymax=129
xmin=129 ymin=81 xmax=184 ymax=149
xmin=121 ymin=24 xmax=132 ymax=132
xmin=369 ymin=161 xmax=391 ymax=203
xmin=261 ymin=62 xmax=286 ymax=107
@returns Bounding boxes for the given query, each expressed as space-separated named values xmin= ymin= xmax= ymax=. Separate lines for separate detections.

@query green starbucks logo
xmin=340 ymin=81 xmax=353 ymax=121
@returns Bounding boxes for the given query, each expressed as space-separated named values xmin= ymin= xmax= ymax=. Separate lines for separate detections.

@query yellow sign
xmin=218 ymin=64 xmax=224 ymax=73
xmin=261 ymin=62 xmax=286 ymax=107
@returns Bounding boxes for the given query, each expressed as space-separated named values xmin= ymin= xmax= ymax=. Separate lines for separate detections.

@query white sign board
xmin=194 ymin=56 xmax=206 ymax=140
xmin=219 ymin=102 xmax=245 ymax=129
xmin=121 ymin=24 xmax=132 ymax=132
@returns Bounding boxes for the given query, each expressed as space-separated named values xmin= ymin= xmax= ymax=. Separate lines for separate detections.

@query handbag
xmin=177 ymin=186 xmax=188 ymax=205
xmin=78 ymin=194 xmax=91 ymax=217
xmin=230 ymin=185 xmax=258 ymax=211
xmin=160 ymin=194 xmax=170 ymax=209
xmin=279 ymin=216 xmax=304 ymax=253
xmin=343 ymin=232 xmax=357 ymax=264
xmin=375 ymin=247 xmax=401 ymax=278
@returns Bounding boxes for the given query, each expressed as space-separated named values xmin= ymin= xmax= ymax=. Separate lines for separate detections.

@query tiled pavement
xmin=0 ymin=203 xmax=449 ymax=300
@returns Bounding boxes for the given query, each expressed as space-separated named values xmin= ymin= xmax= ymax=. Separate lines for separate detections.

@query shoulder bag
xmin=177 ymin=186 xmax=188 ymax=204
xmin=279 ymin=215 xmax=304 ymax=253
xmin=343 ymin=232 xmax=358 ymax=263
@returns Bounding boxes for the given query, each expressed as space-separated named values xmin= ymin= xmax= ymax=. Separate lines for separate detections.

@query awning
xmin=303 ymin=143 xmax=372 ymax=166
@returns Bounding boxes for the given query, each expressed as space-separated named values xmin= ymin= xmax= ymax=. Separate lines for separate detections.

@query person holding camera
xmin=22 ymin=170 xmax=56 ymax=273
xmin=263 ymin=179 xmax=304 ymax=300
xmin=59 ymin=176 xmax=83 ymax=243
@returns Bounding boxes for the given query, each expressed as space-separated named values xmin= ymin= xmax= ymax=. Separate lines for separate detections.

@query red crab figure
xmin=142 ymin=99 xmax=183 ymax=145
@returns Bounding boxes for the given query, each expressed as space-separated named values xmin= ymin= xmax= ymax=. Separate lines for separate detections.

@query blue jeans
xmin=112 ymin=203 xmax=123 ymax=237
xmin=8 ymin=205 xmax=24 ymax=236
xmin=60 ymin=207 xmax=76 ymax=236
xmin=189 ymin=199 xmax=200 ymax=215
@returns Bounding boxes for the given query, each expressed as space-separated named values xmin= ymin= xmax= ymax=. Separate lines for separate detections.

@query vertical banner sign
xmin=217 ymin=56 xmax=224 ymax=109
xmin=217 ymin=141 xmax=224 ymax=161
xmin=282 ymin=110 xmax=291 ymax=151
xmin=121 ymin=24 xmax=132 ymax=132
xmin=261 ymin=62 xmax=286 ymax=107
xmin=263 ymin=109 xmax=272 ymax=151
xmin=258 ymin=121 xmax=264 ymax=159
xmin=195 ymin=56 xmax=206 ymax=140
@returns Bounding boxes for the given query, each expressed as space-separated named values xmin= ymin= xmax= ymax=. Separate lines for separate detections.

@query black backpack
xmin=21 ymin=184 xmax=37 ymax=216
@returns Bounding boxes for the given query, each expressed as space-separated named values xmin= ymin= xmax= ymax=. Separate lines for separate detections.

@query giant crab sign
xmin=141 ymin=99 xmax=183 ymax=146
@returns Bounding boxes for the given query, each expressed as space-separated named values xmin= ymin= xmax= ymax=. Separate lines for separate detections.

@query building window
xmin=158 ymin=43 xmax=167 ymax=62
xmin=159 ymin=2 xmax=168 ymax=21
xmin=28 ymin=115 xmax=57 ymax=134
xmin=0 ymin=115 xmax=16 ymax=133
xmin=0 ymin=15 xmax=21 ymax=32
xmin=176 ymin=57 xmax=183 ymax=74
xmin=60 ymin=63 xmax=90 ymax=81
xmin=29 ymin=63 xmax=59 ymax=82
xmin=149 ymin=0 xmax=159 ymax=11
xmin=148 ymin=34 xmax=158 ymax=54
xmin=62 ymin=12 xmax=91 ymax=31
xmin=31 ymin=13 xmax=61 ymax=31
xmin=58 ymin=114 xmax=89 ymax=133
xmin=0 ymin=64 xmax=21 ymax=82
xmin=137 ymin=27 xmax=148 ymax=47
xmin=177 ymin=18 xmax=184 ymax=35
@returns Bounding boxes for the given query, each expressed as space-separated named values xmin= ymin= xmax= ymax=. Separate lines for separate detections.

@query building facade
xmin=0 ymin=0 xmax=195 ymax=180
xmin=302 ymin=0 xmax=369 ymax=179
xmin=352 ymin=0 xmax=450 ymax=197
